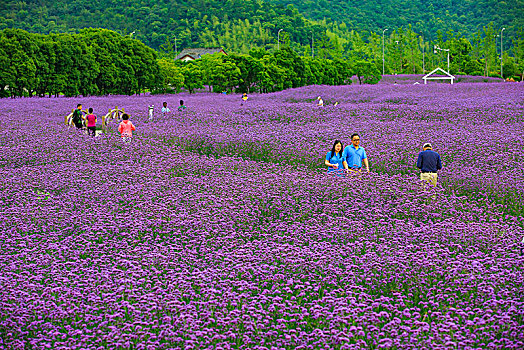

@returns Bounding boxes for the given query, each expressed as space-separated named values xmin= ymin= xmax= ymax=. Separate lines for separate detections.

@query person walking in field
xmin=72 ymin=104 xmax=85 ymax=129
xmin=85 ymin=108 xmax=97 ymax=137
xmin=241 ymin=93 xmax=248 ymax=106
xmin=161 ymin=102 xmax=170 ymax=116
xmin=118 ymin=113 xmax=136 ymax=143
xmin=325 ymin=140 xmax=344 ymax=176
xmin=342 ymin=133 xmax=369 ymax=173
xmin=317 ymin=96 xmax=324 ymax=106
xmin=416 ymin=143 xmax=442 ymax=186
xmin=178 ymin=100 xmax=187 ymax=111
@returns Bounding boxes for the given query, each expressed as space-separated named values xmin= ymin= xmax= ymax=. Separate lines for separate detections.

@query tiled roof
xmin=175 ymin=47 xmax=226 ymax=60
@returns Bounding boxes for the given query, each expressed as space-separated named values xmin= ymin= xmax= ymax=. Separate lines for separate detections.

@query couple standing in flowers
xmin=326 ymin=135 xmax=442 ymax=185
xmin=325 ymin=134 xmax=370 ymax=175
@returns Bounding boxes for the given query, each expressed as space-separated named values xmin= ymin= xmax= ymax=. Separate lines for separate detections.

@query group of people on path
xmin=72 ymin=103 xmax=136 ymax=142
xmin=325 ymin=135 xmax=442 ymax=186
xmin=72 ymin=104 xmax=98 ymax=137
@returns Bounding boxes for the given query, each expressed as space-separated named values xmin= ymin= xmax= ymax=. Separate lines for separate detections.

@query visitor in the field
xmin=148 ymin=105 xmax=154 ymax=121
xmin=72 ymin=104 xmax=84 ymax=129
xmin=342 ymin=133 xmax=369 ymax=173
xmin=161 ymin=102 xmax=170 ymax=116
xmin=241 ymin=93 xmax=248 ymax=106
xmin=325 ymin=140 xmax=344 ymax=176
xmin=178 ymin=100 xmax=187 ymax=111
xmin=317 ymin=96 xmax=324 ymax=106
xmin=416 ymin=143 xmax=442 ymax=186
xmin=85 ymin=108 xmax=97 ymax=137
xmin=118 ymin=113 xmax=136 ymax=143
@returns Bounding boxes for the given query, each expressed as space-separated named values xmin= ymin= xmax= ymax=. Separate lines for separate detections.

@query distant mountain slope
xmin=0 ymin=0 xmax=521 ymax=54
xmin=0 ymin=0 xmax=313 ymax=52
xmin=269 ymin=0 xmax=523 ymax=39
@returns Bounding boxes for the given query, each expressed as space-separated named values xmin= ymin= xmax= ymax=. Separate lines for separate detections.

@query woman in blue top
xmin=325 ymin=140 xmax=344 ymax=176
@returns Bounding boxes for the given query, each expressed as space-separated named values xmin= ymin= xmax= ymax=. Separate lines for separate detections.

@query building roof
xmin=175 ymin=47 xmax=226 ymax=60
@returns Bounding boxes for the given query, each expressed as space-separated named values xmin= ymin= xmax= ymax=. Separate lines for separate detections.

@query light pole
xmin=311 ymin=31 xmax=314 ymax=58
xmin=434 ymin=45 xmax=450 ymax=73
xmin=382 ymin=28 xmax=388 ymax=75
xmin=422 ymin=35 xmax=425 ymax=74
xmin=174 ymin=35 xmax=177 ymax=56
xmin=395 ymin=40 xmax=400 ymax=75
xmin=500 ymin=27 xmax=505 ymax=79
xmin=277 ymin=29 xmax=283 ymax=50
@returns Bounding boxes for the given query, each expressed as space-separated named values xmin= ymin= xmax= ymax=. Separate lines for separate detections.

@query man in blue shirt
xmin=416 ymin=143 xmax=442 ymax=186
xmin=342 ymin=133 xmax=369 ymax=173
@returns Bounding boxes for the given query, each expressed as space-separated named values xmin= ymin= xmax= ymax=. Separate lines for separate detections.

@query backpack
xmin=72 ymin=109 xmax=83 ymax=124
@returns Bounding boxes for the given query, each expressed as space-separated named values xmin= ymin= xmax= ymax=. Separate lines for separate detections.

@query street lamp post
xmin=434 ymin=45 xmax=450 ymax=73
xmin=311 ymin=31 xmax=314 ymax=58
xmin=174 ymin=35 xmax=177 ymax=56
xmin=422 ymin=35 xmax=425 ymax=74
xmin=500 ymin=27 xmax=505 ymax=79
xmin=382 ymin=28 xmax=388 ymax=75
xmin=277 ymin=29 xmax=283 ymax=50
xmin=395 ymin=40 xmax=400 ymax=75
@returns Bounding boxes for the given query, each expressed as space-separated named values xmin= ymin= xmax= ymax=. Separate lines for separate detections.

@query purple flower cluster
xmin=1 ymin=83 xmax=523 ymax=349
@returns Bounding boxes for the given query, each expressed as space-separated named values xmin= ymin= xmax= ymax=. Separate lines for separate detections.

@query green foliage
xmin=180 ymin=62 xmax=204 ymax=94
xmin=177 ymin=48 xmax=357 ymax=93
xmin=268 ymin=0 xmax=522 ymax=45
xmin=0 ymin=0 xmax=521 ymax=82
xmin=501 ymin=54 xmax=519 ymax=79
xmin=200 ymin=54 xmax=242 ymax=93
xmin=353 ymin=61 xmax=382 ymax=85
xmin=156 ymin=58 xmax=184 ymax=93
xmin=0 ymin=28 xmax=160 ymax=97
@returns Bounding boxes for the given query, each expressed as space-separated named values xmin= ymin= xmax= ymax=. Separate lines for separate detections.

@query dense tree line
xmin=157 ymin=47 xmax=374 ymax=95
xmin=0 ymin=28 xmax=380 ymax=98
xmin=0 ymin=0 xmax=522 ymax=63
xmin=0 ymin=29 xmax=160 ymax=98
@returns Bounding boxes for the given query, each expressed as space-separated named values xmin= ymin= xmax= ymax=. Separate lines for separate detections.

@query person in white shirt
xmin=161 ymin=101 xmax=170 ymax=116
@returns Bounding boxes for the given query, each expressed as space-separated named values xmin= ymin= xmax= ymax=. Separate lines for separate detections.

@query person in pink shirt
xmin=118 ymin=113 xmax=136 ymax=143
xmin=85 ymin=108 xmax=97 ymax=137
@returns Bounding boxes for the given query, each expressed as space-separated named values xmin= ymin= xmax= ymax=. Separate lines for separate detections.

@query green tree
xmin=228 ymin=53 xmax=265 ymax=93
xmin=181 ymin=62 xmax=204 ymax=94
xmin=157 ymin=58 xmax=184 ymax=93
xmin=353 ymin=61 xmax=381 ymax=84
xmin=200 ymin=53 xmax=242 ymax=92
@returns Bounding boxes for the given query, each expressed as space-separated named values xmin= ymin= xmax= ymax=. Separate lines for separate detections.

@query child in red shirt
xmin=118 ymin=113 xmax=136 ymax=143
xmin=86 ymin=108 xmax=97 ymax=137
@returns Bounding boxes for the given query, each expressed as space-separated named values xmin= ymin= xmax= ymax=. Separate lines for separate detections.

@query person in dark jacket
xmin=416 ymin=143 xmax=442 ymax=186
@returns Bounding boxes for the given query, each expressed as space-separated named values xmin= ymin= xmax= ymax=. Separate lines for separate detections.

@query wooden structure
xmin=65 ymin=106 xmax=125 ymax=132
xmin=423 ymin=68 xmax=455 ymax=85
xmin=65 ymin=108 xmax=88 ymax=126
xmin=101 ymin=107 xmax=125 ymax=131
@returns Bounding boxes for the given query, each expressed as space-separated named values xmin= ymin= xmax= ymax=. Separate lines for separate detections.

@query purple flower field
xmin=1 ymin=83 xmax=523 ymax=349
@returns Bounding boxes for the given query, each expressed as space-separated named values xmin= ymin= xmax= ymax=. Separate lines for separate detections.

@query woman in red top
xmin=86 ymin=108 xmax=97 ymax=137
xmin=118 ymin=113 xmax=136 ymax=143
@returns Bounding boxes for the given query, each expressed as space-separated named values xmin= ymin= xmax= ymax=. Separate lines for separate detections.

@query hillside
xmin=0 ymin=0 xmax=311 ymax=52
xmin=269 ymin=0 xmax=523 ymax=40
xmin=0 ymin=0 xmax=522 ymax=55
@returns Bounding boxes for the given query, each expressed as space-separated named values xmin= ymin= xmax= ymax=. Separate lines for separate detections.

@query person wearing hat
xmin=416 ymin=143 xmax=442 ymax=186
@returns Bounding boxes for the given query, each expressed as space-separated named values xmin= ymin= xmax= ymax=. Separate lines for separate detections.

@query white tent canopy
xmin=423 ymin=68 xmax=456 ymax=85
